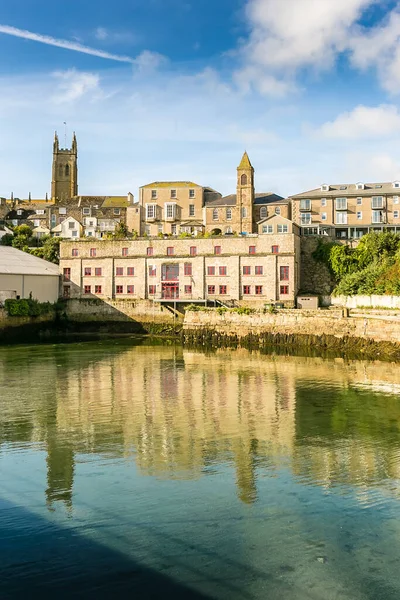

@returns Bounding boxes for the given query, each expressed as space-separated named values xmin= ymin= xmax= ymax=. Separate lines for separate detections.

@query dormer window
xmin=339 ymin=186 xmax=347 ymax=190
xmin=321 ymin=184 xmax=329 ymax=192
xmin=356 ymin=182 xmax=364 ymax=190
xmin=393 ymin=181 xmax=400 ymax=189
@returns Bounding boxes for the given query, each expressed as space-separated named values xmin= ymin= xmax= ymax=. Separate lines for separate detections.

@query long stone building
xmin=60 ymin=217 xmax=300 ymax=306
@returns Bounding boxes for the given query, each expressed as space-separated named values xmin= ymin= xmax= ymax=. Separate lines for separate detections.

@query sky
xmin=1 ymin=0 xmax=400 ymax=199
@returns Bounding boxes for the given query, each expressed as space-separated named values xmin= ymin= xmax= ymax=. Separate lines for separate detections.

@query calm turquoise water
xmin=1 ymin=340 xmax=400 ymax=599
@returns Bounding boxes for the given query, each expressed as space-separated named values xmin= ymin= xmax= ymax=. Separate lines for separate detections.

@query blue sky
xmin=1 ymin=0 xmax=400 ymax=199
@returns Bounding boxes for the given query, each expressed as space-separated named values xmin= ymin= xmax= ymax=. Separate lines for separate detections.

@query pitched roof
xmin=205 ymin=192 xmax=285 ymax=207
xmin=140 ymin=181 xmax=201 ymax=189
xmin=290 ymin=182 xmax=400 ymax=199
xmin=0 ymin=246 xmax=59 ymax=276
xmin=238 ymin=152 xmax=253 ymax=170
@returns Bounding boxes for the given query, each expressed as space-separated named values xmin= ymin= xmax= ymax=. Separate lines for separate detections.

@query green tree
xmin=29 ymin=236 xmax=60 ymax=264
xmin=0 ymin=233 xmax=13 ymax=246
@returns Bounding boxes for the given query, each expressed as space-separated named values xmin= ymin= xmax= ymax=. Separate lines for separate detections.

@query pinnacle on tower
xmin=72 ymin=132 xmax=77 ymax=153
xmin=238 ymin=151 xmax=253 ymax=170
xmin=53 ymin=131 xmax=59 ymax=153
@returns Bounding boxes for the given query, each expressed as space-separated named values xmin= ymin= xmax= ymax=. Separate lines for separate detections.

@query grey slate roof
xmin=290 ymin=183 xmax=400 ymax=199
xmin=0 ymin=246 xmax=59 ymax=276
xmin=205 ymin=192 xmax=286 ymax=207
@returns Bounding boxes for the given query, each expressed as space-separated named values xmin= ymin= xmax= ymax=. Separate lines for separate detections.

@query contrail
xmin=0 ymin=24 xmax=135 ymax=63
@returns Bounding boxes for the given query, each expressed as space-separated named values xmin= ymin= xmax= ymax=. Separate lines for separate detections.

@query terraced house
xmin=60 ymin=227 xmax=300 ymax=306
xmin=291 ymin=181 xmax=400 ymax=239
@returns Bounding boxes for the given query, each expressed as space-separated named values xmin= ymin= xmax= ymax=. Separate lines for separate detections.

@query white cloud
xmin=95 ymin=27 xmax=108 ymax=41
xmin=133 ymin=50 xmax=168 ymax=73
xmin=317 ymin=104 xmax=400 ymax=139
xmin=51 ymin=70 xmax=101 ymax=103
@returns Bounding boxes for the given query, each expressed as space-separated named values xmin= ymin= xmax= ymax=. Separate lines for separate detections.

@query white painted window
xmin=357 ymin=197 xmax=362 ymax=205
xmin=158 ymin=223 xmax=163 ymax=233
xmin=145 ymin=225 xmax=151 ymax=235
xmin=394 ymin=211 xmax=399 ymax=219
xmin=321 ymin=184 xmax=329 ymax=191
xmin=260 ymin=207 xmax=267 ymax=219
xmin=393 ymin=181 xmax=400 ymax=188
xmin=336 ymin=212 xmax=347 ymax=224
xmin=72 ymin=230 xmax=78 ymax=237
xmin=189 ymin=204 xmax=195 ymax=217
xmin=275 ymin=207 xmax=281 ymax=215
xmin=300 ymin=213 xmax=312 ymax=225
xmin=300 ymin=199 xmax=311 ymax=210
xmin=335 ymin=198 xmax=347 ymax=210
xmin=34 ymin=219 xmax=40 ymax=227
xmin=36 ymin=209 xmax=45 ymax=215
xmin=151 ymin=190 xmax=157 ymax=199
xmin=170 ymin=189 xmax=177 ymax=198
xmin=357 ymin=212 xmax=362 ymax=220
xmin=226 ymin=208 xmax=232 ymax=220
xmin=321 ymin=198 xmax=327 ymax=206
xmin=114 ymin=208 xmax=121 ymax=216
xmin=68 ymin=221 xmax=75 ymax=229
xmin=262 ymin=225 xmax=273 ymax=234
xmin=321 ymin=212 xmax=327 ymax=221
xmin=59 ymin=207 xmax=67 ymax=215
xmin=213 ymin=208 xmax=218 ymax=220
xmin=372 ymin=210 xmax=383 ymax=223
xmin=372 ymin=196 xmax=383 ymax=209
xmin=83 ymin=207 xmax=90 ymax=215
xmin=189 ymin=189 xmax=195 ymax=198
xmin=171 ymin=224 xmax=177 ymax=235
xmin=277 ymin=224 xmax=288 ymax=233
xmin=165 ymin=203 xmax=176 ymax=219
xmin=394 ymin=196 xmax=399 ymax=204
xmin=17 ymin=210 xmax=22 ymax=216
xmin=146 ymin=204 xmax=156 ymax=219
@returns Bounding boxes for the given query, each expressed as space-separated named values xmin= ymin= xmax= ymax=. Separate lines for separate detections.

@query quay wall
xmin=332 ymin=295 xmax=400 ymax=310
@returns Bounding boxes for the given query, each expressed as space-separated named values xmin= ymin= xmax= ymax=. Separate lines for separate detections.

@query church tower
xmin=237 ymin=152 xmax=255 ymax=234
xmin=51 ymin=132 xmax=78 ymax=202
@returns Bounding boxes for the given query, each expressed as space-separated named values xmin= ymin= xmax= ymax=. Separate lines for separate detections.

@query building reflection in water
xmin=1 ymin=344 xmax=400 ymax=510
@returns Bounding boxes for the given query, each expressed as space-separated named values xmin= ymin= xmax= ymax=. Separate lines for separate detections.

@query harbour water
xmin=1 ymin=339 xmax=400 ymax=599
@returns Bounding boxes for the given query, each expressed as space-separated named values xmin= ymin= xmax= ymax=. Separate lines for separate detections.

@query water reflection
xmin=1 ymin=343 xmax=400 ymax=511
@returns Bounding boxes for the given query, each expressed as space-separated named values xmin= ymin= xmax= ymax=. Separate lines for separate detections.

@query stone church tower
xmin=237 ymin=152 xmax=254 ymax=234
xmin=51 ymin=132 xmax=78 ymax=202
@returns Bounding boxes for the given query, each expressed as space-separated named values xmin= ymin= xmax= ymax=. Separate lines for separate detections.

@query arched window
xmin=65 ymin=164 xmax=70 ymax=176
xmin=225 ymin=226 xmax=232 ymax=234
xmin=226 ymin=208 xmax=232 ymax=220
xmin=212 ymin=208 xmax=218 ymax=221
xmin=260 ymin=207 xmax=267 ymax=219
xmin=275 ymin=207 xmax=281 ymax=215
xmin=241 ymin=174 xmax=248 ymax=186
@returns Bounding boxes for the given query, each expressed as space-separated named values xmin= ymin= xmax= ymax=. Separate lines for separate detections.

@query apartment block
xmin=291 ymin=181 xmax=400 ymax=239
xmin=60 ymin=230 xmax=300 ymax=306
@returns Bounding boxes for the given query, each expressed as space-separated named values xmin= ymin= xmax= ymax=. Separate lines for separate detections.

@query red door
xmin=162 ymin=283 xmax=179 ymax=299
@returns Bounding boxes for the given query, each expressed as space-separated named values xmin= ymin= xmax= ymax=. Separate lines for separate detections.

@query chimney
xmin=127 ymin=192 xmax=134 ymax=204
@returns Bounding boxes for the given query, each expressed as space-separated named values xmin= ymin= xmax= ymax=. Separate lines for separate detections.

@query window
xmin=157 ymin=223 xmax=163 ymax=234
xmin=249 ymin=245 xmax=256 ymax=254
xmin=84 ymin=267 xmax=92 ymax=276
xmin=149 ymin=285 xmax=156 ymax=295
xmin=394 ymin=211 xmax=399 ymax=219
xmin=90 ymin=248 xmax=96 ymax=257
xmin=262 ymin=225 xmax=273 ymax=234
xmin=59 ymin=208 xmax=67 ymax=215
xmin=336 ymin=212 xmax=347 ymax=224
xmin=36 ymin=209 xmax=45 ymax=215
xmin=280 ymin=285 xmax=289 ymax=295
xmin=255 ymin=285 xmax=263 ymax=295
xmin=116 ymin=285 xmax=123 ymax=294
xmin=260 ymin=207 xmax=267 ymax=219
xmin=243 ymin=285 xmax=251 ymax=295
xmin=300 ymin=213 xmax=311 ymax=225
xmin=372 ymin=196 xmax=383 ymax=209
xmin=375 ymin=185 xmax=382 ymax=189
xmin=219 ymin=285 xmax=227 ymax=295
xmin=226 ymin=208 xmax=232 ymax=220
xmin=147 ymin=247 xmax=153 ymax=256
xmin=170 ymin=189 xmax=177 ymax=198
xmin=127 ymin=285 xmax=134 ymax=294
xmin=275 ymin=207 xmax=281 ymax=215
xmin=84 ymin=285 xmax=91 ymax=294
xmin=214 ymin=246 xmax=221 ymax=255
xmin=321 ymin=185 xmax=329 ymax=191
xmin=300 ymin=199 xmax=311 ymax=210
xmin=68 ymin=221 xmax=75 ymax=229
xmin=150 ymin=189 xmax=158 ymax=200
xmin=189 ymin=204 xmax=195 ymax=217
xmin=272 ymin=245 xmax=279 ymax=254
xmin=372 ymin=210 xmax=383 ymax=224
xmin=213 ymin=208 xmax=219 ymax=220
xmin=51 ymin=214 xmax=57 ymax=227
xmin=116 ymin=267 xmax=124 ymax=276
xmin=63 ymin=286 xmax=70 ymax=298
xmin=335 ymin=198 xmax=347 ymax=210
xmin=321 ymin=213 xmax=327 ymax=221
xmin=190 ymin=246 xmax=197 ymax=256
xmin=394 ymin=196 xmax=399 ymax=204
xmin=321 ymin=198 xmax=327 ymax=207
xmin=72 ymin=248 xmax=78 ymax=257
xmin=146 ymin=204 xmax=156 ymax=219
xmin=243 ymin=266 xmax=251 ymax=275
xmin=241 ymin=174 xmax=248 ymax=186
xmin=208 ymin=285 xmax=215 ymax=295
xmin=167 ymin=246 xmax=174 ymax=256
xmin=242 ymin=207 xmax=247 ymax=218
xmin=357 ymin=197 xmax=362 ymax=205
xmin=34 ymin=219 xmax=40 ymax=227
xmin=83 ymin=207 xmax=90 ymax=215
xmin=189 ymin=189 xmax=195 ymax=199
xmin=280 ymin=266 xmax=289 ymax=281
xmin=219 ymin=266 xmax=227 ymax=276
xmin=357 ymin=212 xmax=362 ymax=220
xmin=184 ymin=285 xmax=192 ymax=294
xmin=356 ymin=183 xmax=364 ymax=190
xmin=184 ymin=263 xmax=192 ymax=276
xmin=17 ymin=210 xmax=23 ymax=216
xmin=95 ymin=285 xmax=102 ymax=294
xmin=148 ymin=266 xmax=156 ymax=277
xmin=207 ymin=266 xmax=215 ymax=275
xmin=166 ymin=203 xmax=176 ymax=219
xmin=277 ymin=224 xmax=288 ymax=233
xmin=394 ymin=182 xmax=400 ymax=188
xmin=225 ymin=226 xmax=232 ymax=234
xmin=255 ymin=266 xmax=263 ymax=275
xmin=95 ymin=267 xmax=102 ymax=276
xmin=127 ymin=267 xmax=135 ymax=276
xmin=63 ymin=268 xmax=71 ymax=280
xmin=171 ymin=224 xmax=177 ymax=235
xmin=122 ymin=247 xmax=128 ymax=256
xmin=72 ymin=231 xmax=78 ymax=237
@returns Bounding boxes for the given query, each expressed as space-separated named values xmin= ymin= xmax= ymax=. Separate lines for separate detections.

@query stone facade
xmin=51 ymin=133 xmax=78 ymax=202
xmin=60 ymin=234 xmax=300 ymax=305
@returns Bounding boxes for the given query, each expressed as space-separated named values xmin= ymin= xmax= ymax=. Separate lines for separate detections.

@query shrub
xmin=4 ymin=298 xmax=54 ymax=317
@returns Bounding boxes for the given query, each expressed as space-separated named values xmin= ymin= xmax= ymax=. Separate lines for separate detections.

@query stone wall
xmin=64 ymin=298 xmax=178 ymax=323
xmin=184 ymin=309 xmax=400 ymax=346
xmin=300 ymin=237 xmax=335 ymax=295
xmin=332 ymin=295 xmax=400 ymax=309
